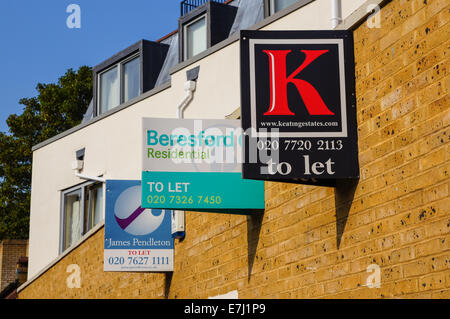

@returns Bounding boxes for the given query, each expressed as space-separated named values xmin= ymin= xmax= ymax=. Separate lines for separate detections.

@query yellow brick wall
xmin=19 ymin=0 xmax=449 ymax=299
xmin=0 ymin=240 xmax=28 ymax=291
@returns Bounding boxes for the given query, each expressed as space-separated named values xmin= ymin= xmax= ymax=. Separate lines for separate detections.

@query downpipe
xmin=173 ymin=80 xmax=197 ymax=239
xmin=330 ymin=0 xmax=342 ymax=29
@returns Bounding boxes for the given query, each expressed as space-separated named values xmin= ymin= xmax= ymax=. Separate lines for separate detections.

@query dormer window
xmin=179 ymin=1 xmax=237 ymax=62
xmin=93 ymin=40 xmax=169 ymax=117
xmin=98 ymin=54 xmax=141 ymax=114
xmin=184 ymin=15 xmax=207 ymax=60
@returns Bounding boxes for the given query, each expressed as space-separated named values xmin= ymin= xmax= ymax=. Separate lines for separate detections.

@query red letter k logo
xmin=263 ymin=49 xmax=335 ymax=116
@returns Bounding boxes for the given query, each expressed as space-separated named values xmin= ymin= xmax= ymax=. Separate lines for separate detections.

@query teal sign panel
xmin=142 ymin=171 xmax=265 ymax=211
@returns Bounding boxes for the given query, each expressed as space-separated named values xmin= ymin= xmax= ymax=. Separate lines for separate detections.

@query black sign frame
xmin=240 ymin=30 xmax=359 ymax=187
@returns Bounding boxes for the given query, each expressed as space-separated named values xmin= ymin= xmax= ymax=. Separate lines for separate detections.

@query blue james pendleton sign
xmin=104 ymin=180 xmax=174 ymax=272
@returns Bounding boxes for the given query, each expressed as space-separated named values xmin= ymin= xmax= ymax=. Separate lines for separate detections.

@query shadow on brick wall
xmin=247 ymin=212 xmax=264 ymax=281
xmin=165 ymin=272 xmax=173 ymax=298
xmin=334 ymin=179 xmax=359 ymax=249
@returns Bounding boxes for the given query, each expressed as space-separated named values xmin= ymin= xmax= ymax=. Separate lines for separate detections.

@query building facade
xmin=18 ymin=0 xmax=449 ymax=299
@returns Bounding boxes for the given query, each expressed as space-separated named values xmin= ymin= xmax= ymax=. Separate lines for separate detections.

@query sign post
xmin=240 ymin=30 xmax=359 ymax=186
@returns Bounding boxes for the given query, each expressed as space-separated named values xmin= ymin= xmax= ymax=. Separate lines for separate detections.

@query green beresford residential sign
xmin=141 ymin=118 xmax=265 ymax=212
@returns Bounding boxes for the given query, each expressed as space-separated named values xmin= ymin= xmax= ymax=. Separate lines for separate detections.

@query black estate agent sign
xmin=240 ymin=30 xmax=359 ymax=186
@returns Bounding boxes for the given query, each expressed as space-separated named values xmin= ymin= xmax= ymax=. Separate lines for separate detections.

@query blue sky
xmin=0 ymin=0 xmax=180 ymax=133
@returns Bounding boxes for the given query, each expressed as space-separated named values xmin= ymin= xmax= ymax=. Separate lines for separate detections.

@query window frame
xmin=97 ymin=53 xmax=141 ymax=116
xmin=121 ymin=54 xmax=141 ymax=105
xmin=84 ymin=182 xmax=104 ymax=233
xmin=98 ymin=64 xmax=120 ymax=115
xmin=59 ymin=181 xmax=105 ymax=253
xmin=183 ymin=13 xmax=208 ymax=61
xmin=60 ymin=187 xmax=83 ymax=253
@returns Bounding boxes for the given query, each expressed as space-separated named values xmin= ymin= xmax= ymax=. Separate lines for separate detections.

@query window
xmin=99 ymin=66 xmax=120 ymax=114
xmin=84 ymin=183 xmax=103 ymax=232
xmin=179 ymin=1 xmax=237 ymax=62
xmin=123 ymin=56 xmax=140 ymax=103
xmin=184 ymin=15 xmax=207 ymax=60
xmin=269 ymin=0 xmax=298 ymax=15
xmin=98 ymin=54 xmax=141 ymax=115
xmin=61 ymin=182 xmax=104 ymax=252
xmin=93 ymin=40 xmax=170 ymax=118
xmin=62 ymin=189 xmax=82 ymax=251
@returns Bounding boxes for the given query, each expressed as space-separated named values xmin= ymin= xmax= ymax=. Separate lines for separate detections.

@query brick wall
xmin=0 ymin=240 xmax=28 ymax=291
xmin=18 ymin=0 xmax=449 ymax=299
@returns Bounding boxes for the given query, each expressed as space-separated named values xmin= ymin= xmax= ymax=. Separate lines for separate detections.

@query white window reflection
xmin=123 ymin=56 xmax=140 ymax=103
xmin=99 ymin=66 xmax=119 ymax=114
xmin=185 ymin=15 xmax=207 ymax=60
